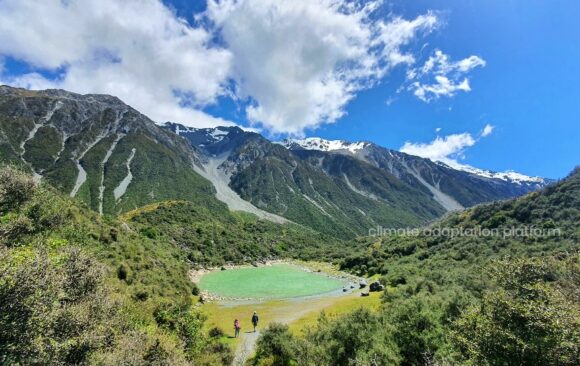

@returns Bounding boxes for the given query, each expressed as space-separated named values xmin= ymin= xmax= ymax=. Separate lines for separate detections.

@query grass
xmin=287 ymin=291 xmax=383 ymax=335
xmin=201 ymin=289 xmax=383 ymax=349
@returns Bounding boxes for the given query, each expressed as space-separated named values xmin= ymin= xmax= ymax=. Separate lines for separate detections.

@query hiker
xmin=234 ymin=319 xmax=241 ymax=338
xmin=251 ymin=311 xmax=259 ymax=332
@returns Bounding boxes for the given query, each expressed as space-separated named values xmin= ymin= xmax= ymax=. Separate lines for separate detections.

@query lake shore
xmin=190 ymin=260 xmax=363 ymax=303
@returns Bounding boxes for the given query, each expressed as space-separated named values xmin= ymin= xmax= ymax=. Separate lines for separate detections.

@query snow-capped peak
xmin=435 ymin=160 xmax=545 ymax=185
xmin=164 ymin=122 xmax=231 ymax=143
xmin=279 ymin=137 xmax=370 ymax=154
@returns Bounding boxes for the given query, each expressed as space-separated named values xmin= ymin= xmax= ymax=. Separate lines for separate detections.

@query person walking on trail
xmin=251 ymin=311 xmax=259 ymax=332
xmin=234 ymin=319 xmax=241 ymax=338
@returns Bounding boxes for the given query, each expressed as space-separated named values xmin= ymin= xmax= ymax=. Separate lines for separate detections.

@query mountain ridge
xmin=163 ymin=122 xmax=550 ymax=237
xmin=0 ymin=85 xmax=552 ymax=238
xmin=279 ymin=136 xmax=548 ymax=184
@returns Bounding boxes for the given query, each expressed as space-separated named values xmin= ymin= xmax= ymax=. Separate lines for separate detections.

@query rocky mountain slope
xmin=281 ymin=137 xmax=548 ymax=209
xmin=0 ymin=86 xmax=549 ymax=238
xmin=163 ymin=123 xmax=549 ymax=237
xmin=0 ymin=86 xmax=221 ymax=215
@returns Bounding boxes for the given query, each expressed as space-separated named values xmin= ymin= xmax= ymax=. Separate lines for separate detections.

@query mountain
xmin=0 ymin=86 xmax=223 ymax=215
xmin=0 ymin=86 xmax=550 ymax=238
xmin=163 ymin=123 xmax=549 ymax=237
xmin=280 ymin=137 xmax=548 ymax=209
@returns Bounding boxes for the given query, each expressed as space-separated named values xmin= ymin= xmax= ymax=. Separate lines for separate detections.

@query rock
xmin=342 ymin=288 xmax=348 ymax=292
xmin=220 ymin=266 xmax=226 ymax=271
xmin=369 ymin=280 xmax=385 ymax=292
xmin=361 ymin=292 xmax=370 ymax=297
xmin=359 ymin=280 xmax=367 ymax=289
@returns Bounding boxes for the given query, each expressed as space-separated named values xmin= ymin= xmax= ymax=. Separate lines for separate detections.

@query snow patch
xmin=209 ymin=128 xmax=229 ymax=141
xmin=279 ymin=137 xmax=369 ymax=154
xmin=436 ymin=160 xmax=545 ymax=185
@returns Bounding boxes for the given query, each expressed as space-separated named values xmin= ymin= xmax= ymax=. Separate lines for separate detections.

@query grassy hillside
xmin=0 ymin=166 xmax=233 ymax=365
xmin=123 ymin=200 xmax=349 ymax=266
xmin=1 ymin=162 xmax=577 ymax=365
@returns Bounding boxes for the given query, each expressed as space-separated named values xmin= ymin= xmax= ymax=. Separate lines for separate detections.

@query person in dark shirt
xmin=251 ymin=311 xmax=259 ymax=332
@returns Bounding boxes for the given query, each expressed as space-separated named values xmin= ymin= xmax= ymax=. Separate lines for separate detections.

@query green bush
xmin=453 ymin=256 xmax=580 ymax=366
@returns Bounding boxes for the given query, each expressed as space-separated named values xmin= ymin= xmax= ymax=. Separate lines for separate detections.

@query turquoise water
xmin=199 ymin=264 xmax=346 ymax=299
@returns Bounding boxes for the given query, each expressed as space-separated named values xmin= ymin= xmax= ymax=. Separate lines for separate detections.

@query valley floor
xmin=201 ymin=290 xmax=382 ymax=365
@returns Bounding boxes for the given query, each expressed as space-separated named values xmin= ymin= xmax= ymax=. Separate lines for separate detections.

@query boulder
xmin=359 ymin=280 xmax=368 ymax=289
xmin=369 ymin=280 xmax=385 ymax=292
xmin=361 ymin=292 xmax=370 ymax=297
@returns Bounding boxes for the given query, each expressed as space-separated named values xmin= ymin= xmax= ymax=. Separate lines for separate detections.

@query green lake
xmin=198 ymin=264 xmax=347 ymax=299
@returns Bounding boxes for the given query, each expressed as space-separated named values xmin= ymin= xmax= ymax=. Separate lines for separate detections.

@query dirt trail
xmin=229 ymin=292 xmax=359 ymax=365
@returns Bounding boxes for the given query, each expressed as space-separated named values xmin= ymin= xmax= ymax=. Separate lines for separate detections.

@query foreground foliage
xmin=1 ymin=165 xmax=578 ymax=365
xmin=253 ymin=168 xmax=580 ymax=365
xmin=0 ymin=166 xmax=231 ymax=365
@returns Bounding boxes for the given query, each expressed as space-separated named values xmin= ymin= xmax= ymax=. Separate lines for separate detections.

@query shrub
xmin=0 ymin=166 xmax=36 ymax=213
xmin=208 ymin=326 xmax=224 ymax=338
xmin=453 ymin=256 xmax=580 ymax=366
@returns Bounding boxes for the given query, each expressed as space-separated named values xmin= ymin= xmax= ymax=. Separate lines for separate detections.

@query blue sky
xmin=0 ymin=0 xmax=578 ymax=178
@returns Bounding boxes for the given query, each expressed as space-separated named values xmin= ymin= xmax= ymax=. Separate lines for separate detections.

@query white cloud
xmin=435 ymin=127 xmax=442 ymax=133
xmin=400 ymin=124 xmax=493 ymax=167
xmin=0 ymin=0 xmax=483 ymax=135
xmin=205 ymin=0 xmax=439 ymax=135
xmin=0 ymin=0 xmax=234 ymax=128
xmin=401 ymin=132 xmax=476 ymax=162
xmin=406 ymin=49 xmax=485 ymax=102
xmin=481 ymin=123 xmax=494 ymax=137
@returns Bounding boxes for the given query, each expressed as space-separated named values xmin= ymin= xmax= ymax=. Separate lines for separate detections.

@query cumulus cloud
xmin=205 ymin=0 xmax=439 ymax=135
xmin=400 ymin=124 xmax=493 ymax=167
xmin=0 ymin=0 xmax=483 ymax=135
xmin=406 ymin=49 xmax=485 ymax=102
xmin=0 ymin=0 xmax=234 ymax=127
xmin=481 ymin=123 xmax=494 ymax=137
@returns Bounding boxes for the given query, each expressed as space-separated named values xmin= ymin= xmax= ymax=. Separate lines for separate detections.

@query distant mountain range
xmin=163 ymin=122 xmax=549 ymax=236
xmin=279 ymin=137 xmax=546 ymax=185
xmin=0 ymin=86 xmax=551 ymax=237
